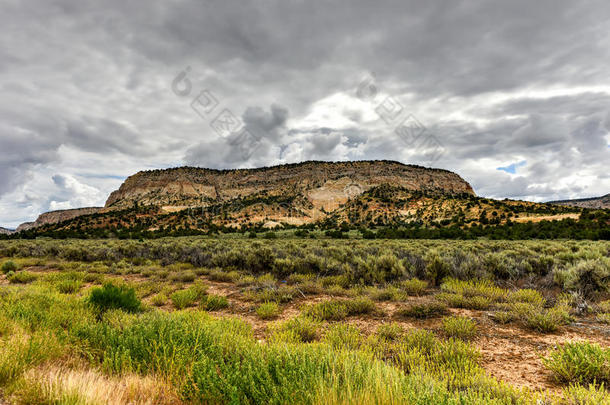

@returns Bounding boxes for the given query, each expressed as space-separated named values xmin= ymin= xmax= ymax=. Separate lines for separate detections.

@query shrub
xmin=597 ymin=313 xmax=610 ymax=324
xmin=270 ymin=316 xmax=320 ymax=343
xmin=425 ymin=253 xmax=450 ymax=285
xmin=8 ymin=271 xmax=38 ymax=284
xmin=438 ymin=293 xmax=492 ymax=310
xmin=170 ymin=289 xmax=198 ymax=309
xmin=396 ymin=302 xmax=448 ymax=319
xmin=441 ymin=278 xmax=506 ymax=302
xmin=202 ymin=294 xmax=229 ymax=311
xmin=542 ymin=342 xmax=609 ymax=385
xmin=1 ymin=260 xmax=19 ymax=274
xmin=208 ymin=269 xmax=240 ymax=283
xmin=256 ymin=302 xmax=280 ymax=320
xmin=402 ymin=329 xmax=439 ymax=353
xmin=524 ymin=309 xmax=562 ymax=333
xmin=596 ymin=300 xmax=610 ymax=313
xmin=344 ymin=297 xmax=376 ymax=315
xmin=369 ymin=286 xmax=402 ymax=301
xmin=442 ymin=316 xmax=477 ymax=340
xmin=401 ymin=279 xmax=428 ymax=296
xmin=250 ymin=286 xmax=295 ymax=303
xmin=57 ymin=279 xmax=82 ymax=294
xmin=304 ymin=300 xmax=349 ymax=321
xmin=323 ymin=324 xmax=362 ymax=350
xmin=508 ymin=289 xmax=545 ymax=306
xmin=176 ymin=270 xmax=197 ymax=283
xmin=564 ymin=384 xmax=610 ymax=405
xmin=87 ymin=283 xmax=141 ymax=313
xmin=491 ymin=311 xmax=516 ymax=324
xmin=376 ymin=323 xmax=404 ymax=341
xmin=555 ymin=259 xmax=610 ymax=299
xmin=151 ymin=293 xmax=167 ymax=307
xmin=83 ymin=273 xmax=102 ymax=283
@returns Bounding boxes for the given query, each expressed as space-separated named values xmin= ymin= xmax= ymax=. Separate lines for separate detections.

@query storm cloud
xmin=1 ymin=0 xmax=609 ymax=227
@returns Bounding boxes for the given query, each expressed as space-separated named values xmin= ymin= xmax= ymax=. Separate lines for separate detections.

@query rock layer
xmin=16 ymin=207 xmax=103 ymax=232
xmin=105 ymin=160 xmax=475 ymax=210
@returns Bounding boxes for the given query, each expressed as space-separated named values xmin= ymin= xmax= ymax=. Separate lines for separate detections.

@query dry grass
xmin=13 ymin=365 xmax=181 ymax=405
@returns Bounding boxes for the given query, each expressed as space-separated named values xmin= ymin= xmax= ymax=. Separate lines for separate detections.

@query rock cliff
xmin=105 ymin=161 xmax=475 ymax=210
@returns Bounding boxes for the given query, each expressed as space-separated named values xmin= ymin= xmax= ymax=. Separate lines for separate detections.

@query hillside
xmin=16 ymin=207 xmax=103 ymax=232
xmin=105 ymin=160 xmax=475 ymax=210
xmin=549 ymin=194 xmax=610 ymax=210
xmin=8 ymin=160 xmax=606 ymax=240
xmin=0 ymin=227 xmax=13 ymax=235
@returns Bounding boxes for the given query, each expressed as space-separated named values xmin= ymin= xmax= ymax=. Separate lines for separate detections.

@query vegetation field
xmin=0 ymin=238 xmax=609 ymax=404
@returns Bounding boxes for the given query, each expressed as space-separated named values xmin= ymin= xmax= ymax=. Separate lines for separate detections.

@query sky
xmin=1 ymin=0 xmax=609 ymax=228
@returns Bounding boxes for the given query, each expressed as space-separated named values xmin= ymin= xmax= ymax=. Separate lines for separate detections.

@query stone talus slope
xmin=105 ymin=161 xmax=475 ymax=210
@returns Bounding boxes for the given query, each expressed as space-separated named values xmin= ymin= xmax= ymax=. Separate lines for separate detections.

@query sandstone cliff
xmin=16 ymin=207 xmax=103 ymax=232
xmin=105 ymin=161 xmax=475 ymax=210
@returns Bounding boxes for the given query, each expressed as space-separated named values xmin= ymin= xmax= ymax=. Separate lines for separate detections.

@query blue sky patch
xmin=497 ymin=160 xmax=527 ymax=174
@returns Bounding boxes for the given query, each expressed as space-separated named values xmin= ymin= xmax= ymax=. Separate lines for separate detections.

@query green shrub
xmin=8 ymin=271 xmax=38 ymax=284
xmin=250 ymin=286 xmax=295 ymax=303
xmin=369 ymin=286 xmax=402 ymax=301
xmin=175 ymin=270 xmax=196 ymax=283
xmin=171 ymin=289 xmax=198 ymax=309
xmin=83 ymin=273 xmax=102 ymax=283
xmin=525 ymin=309 xmax=562 ymax=333
xmin=401 ymin=278 xmax=428 ymax=296
xmin=270 ymin=316 xmax=320 ymax=343
xmin=564 ymin=383 xmax=610 ymax=404
xmin=151 ymin=293 xmax=167 ymax=307
xmin=344 ymin=297 xmax=376 ymax=315
xmin=323 ymin=324 xmax=362 ymax=350
xmin=304 ymin=300 xmax=349 ymax=321
xmin=596 ymin=300 xmax=610 ymax=313
xmin=256 ymin=302 xmax=280 ymax=320
xmin=202 ymin=294 xmax=229 ymax=311
xmin=376 ymin=323 xmax=404 ymax=341
xmin=425 ymin=253 xmax=450 ymax=285
xmin=438 ymin=293 xmax=492 ymax=310
xmin=396 ymin=302 xmax=448 ymax=319
xmin=542 ymin=342 xmax=609 ymax=385
xmin=491 ymin=311 xmax=516 ymax=324
xmin=87 ymin=283 xmax=141 ymax=313
xmin=508 ymin=289 xmax=545 ymax=305
xmin=555 ymin=259 xmax=610 ymax=298
xmin=441 ymin=278 xmax=507 ymax=302
xmin=208 ymin=269 xmax=240 ymax=283
xmin=442 ymin=316 xmax=477 ymax=340
xmin=1 ymin=260 xmax=19 ymax=274
xmin=56 ymin=279 xmax=82 ymax=294
xmin=597 ymin=313 xmax=610 ymax=324
xmin=402 ymin=329 xmax=439 ymax=353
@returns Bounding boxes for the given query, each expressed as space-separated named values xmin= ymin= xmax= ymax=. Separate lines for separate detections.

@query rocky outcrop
xmin=16 ymin=207 xmax=103 ymax=232
xmin=105 ymin=160 xmax=475 ymax=210
xmin=548 ymin=194 xmax=610 ymax=210
xmin=0 ymin=227 xmax=13 ymax=235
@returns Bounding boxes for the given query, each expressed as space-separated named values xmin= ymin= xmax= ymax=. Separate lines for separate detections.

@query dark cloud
xmin=1 ymin=0 xmax=610 ymax=225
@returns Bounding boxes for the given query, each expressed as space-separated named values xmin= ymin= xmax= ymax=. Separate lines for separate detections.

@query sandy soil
xmin=7 ymin=267 xmax=609 ymax=393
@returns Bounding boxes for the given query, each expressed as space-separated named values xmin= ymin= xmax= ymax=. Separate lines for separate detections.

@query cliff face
xmin=105 ymin=161 xmax=475 ymax=210
xmin=0 ymin=227 xmax=13 ymax=235
xmin=16 ymin=207 xmax=103 ymax=232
